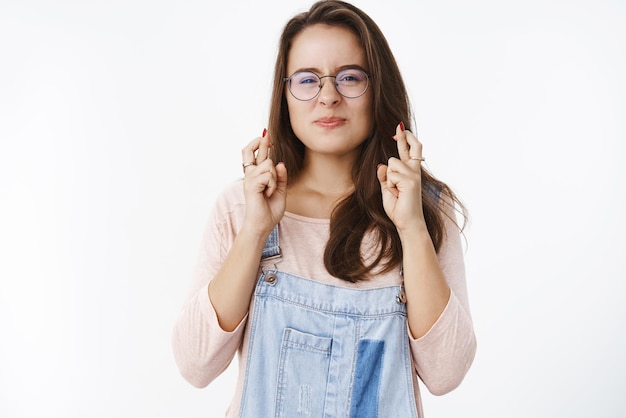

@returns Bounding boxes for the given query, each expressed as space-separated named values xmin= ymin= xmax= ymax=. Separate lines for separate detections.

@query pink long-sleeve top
xmin=172 ymin=180 xmax=476 ymax=417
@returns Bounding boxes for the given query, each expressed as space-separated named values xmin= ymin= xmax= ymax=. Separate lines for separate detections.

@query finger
xmin=387 ymin=157 xmax=422 ymax=192
xmin=264 ymin=162 xmax=287 ymax=199
xmin=250 ymin=158 xmax=277 ymax=197
xmin=404 ymin=129 xmax=423 ymax=169
xmin=387 ymin=156 xmax=414 ymax=175
xmin=394 ymin=122 xmax=410 ymax=161
xmin=263 ymin=162 xmax=287 ymax=199
xmin=263 ymin=169 xmax=277 ymax=198
xmin=242 ymin=136 xmax=261 ymax=173
xmin=256 ymin=128 xmax=272 ymax=164
xmin=377 ymin=163 xmax=399 ymax=198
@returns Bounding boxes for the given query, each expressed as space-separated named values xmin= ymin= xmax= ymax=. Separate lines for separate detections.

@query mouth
xmin=314 ymin=117 xmax=347 ymax=129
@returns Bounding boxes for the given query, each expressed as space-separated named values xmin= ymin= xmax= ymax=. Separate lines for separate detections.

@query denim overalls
xmin=238 ymin=226 xmax=419 ymax=418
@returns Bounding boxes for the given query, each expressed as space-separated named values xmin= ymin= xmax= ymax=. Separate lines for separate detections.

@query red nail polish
xmin=399 ymin=121 xmax=405 ymax=132
xmin=262 ymin=128 xmax=267 ymax=137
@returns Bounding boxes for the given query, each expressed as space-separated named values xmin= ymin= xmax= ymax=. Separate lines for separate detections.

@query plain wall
xmin=1 ymin=0 xmax=625 ymax=416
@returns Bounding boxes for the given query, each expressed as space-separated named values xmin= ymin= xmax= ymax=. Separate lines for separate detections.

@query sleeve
xmin=172 ymin=184 xmax=247 ymax=388
xmin=409 ymin=201 xmax=477 ymax=396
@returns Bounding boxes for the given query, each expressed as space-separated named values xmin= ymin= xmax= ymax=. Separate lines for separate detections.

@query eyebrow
xmin=288 ymin=64 xmax=369 ymax=76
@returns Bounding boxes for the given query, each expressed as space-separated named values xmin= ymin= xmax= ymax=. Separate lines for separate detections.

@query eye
xmin=293 ymin=72 xmax=319 ymax=85
xmin=337 ymin=69 xmax=367 ymax=84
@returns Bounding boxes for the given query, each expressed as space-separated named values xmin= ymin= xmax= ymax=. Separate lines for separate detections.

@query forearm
xmin=400 ymin=224 xmax=451 ymax=339
xmin=208 ymin=227 xmax=269 ymax=331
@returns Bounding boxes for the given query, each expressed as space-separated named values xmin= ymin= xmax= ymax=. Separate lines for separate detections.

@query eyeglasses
xmin=284 ymin=68 xmax=370 ymax=101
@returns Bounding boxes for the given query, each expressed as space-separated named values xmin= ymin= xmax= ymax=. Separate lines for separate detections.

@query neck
xmin=286 ymin=152 xmax=356 ymax=218
xmin=299 ymin=152 xmax=355 ymax=194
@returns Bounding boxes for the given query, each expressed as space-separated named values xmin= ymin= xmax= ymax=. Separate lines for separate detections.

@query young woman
xmin=173 ymin=1 xmax=476 ymax=416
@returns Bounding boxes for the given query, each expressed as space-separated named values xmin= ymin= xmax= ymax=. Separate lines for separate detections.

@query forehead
xmin=287 ymin=24 xmax=366 ymax=73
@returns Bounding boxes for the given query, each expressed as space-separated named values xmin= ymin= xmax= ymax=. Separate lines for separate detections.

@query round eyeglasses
xmin=284 ymin=68 xmax=370 ymax=101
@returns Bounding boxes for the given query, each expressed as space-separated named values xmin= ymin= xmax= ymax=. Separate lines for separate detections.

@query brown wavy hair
xmin=268 ymin=0 xmax=466 ymax=282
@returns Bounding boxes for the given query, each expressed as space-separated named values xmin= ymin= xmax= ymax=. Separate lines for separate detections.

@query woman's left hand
xmin=376 ymin=122 xmax=426 ymax=233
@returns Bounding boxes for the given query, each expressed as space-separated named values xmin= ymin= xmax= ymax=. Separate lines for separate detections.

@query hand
xmin=241 ymin=129 xmax=288 ymax=237
xmin=376 ymin=122 xmax=426 ymax=232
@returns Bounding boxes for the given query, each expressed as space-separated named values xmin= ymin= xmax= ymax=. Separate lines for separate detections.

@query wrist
xmin=397 ymin=221 xmax=431 ymax=246
xmin=236 ymin=225 xmax=273 ymax=252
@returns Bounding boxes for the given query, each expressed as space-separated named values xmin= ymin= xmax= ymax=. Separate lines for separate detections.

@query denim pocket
xmin=275 ymin=328 xmax=332 ymax=417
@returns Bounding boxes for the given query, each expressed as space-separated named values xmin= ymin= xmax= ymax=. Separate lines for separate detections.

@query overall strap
xmin=261 ymin=225 xmax=281 ymax=259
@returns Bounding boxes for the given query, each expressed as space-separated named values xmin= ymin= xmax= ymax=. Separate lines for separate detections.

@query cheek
xmin=358 ymin=89 xmax=374 ymax=114
xmin=357 ymin=98 xmax=375 ymax=130
xmin=286 ymin=98 xmax=308 ymax=130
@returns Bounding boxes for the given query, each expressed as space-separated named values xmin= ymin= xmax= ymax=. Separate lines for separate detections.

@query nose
xmin=317 ymin=76 xmax=340 ymax=106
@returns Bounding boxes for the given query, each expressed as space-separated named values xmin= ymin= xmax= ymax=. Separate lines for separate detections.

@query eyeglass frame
xmin=283 ymin=68 xmax=371 ymax=101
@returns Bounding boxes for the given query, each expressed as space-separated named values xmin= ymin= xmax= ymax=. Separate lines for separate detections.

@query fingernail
xmin=377 ymin=163 xmax=383 ymax=169
xmin=399 ymin=121 xmax=405 ymax=132
xmin=262 ymin=128 xmax=267 ymax=137
xmin=392 ymin=135 xmax=397 ymax=141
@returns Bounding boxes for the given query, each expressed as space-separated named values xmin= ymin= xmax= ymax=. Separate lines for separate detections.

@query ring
xmin=410 ymin=156 xmax=425 ymax=162
xmin=242 ymin=162 xmax=255 ymax=173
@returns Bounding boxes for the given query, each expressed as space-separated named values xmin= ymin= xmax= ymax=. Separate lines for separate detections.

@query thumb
xmin=276 ymin=162 xmax=288 ymax=192
xmin=376 ymin=163 xmax=387 ymax=188
xmin=377 ymin=163 xmax=398 ymax=198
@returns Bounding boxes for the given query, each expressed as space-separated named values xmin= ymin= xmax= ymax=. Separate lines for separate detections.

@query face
xmin=285 ymin=24 xmax=373 ymax=160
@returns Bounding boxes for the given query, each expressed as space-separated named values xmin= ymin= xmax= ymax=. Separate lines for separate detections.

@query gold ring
xmin=242 ymin=162 xmax=255 ymax=173
xmin=410 ymin=156 xmax=425 ymax=162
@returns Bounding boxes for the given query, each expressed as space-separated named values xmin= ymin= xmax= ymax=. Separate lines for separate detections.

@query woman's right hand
xmin=206 ymin=131 xmax=287 ymax=331
xmin=241 ymin=129 xmax=288 ymax=237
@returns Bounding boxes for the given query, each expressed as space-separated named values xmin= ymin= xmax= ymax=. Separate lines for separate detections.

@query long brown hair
xmin=268 ymin=0 xmax=466 ymax=282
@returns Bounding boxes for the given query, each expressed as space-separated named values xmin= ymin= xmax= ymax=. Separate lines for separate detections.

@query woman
xmin=173 ymin=1 xmax=476 ymax=416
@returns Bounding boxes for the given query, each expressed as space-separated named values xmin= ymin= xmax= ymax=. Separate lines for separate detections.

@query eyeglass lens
xmin=287 ymin=68 xmax=368 ymax=101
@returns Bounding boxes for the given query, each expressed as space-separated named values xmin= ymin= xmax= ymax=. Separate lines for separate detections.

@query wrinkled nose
xmin=318 ymin=76 xmax=341 ymax=106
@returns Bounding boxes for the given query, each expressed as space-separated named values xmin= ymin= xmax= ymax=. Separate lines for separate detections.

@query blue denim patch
xmin=350 ymin=339 xmax=384 ymax=418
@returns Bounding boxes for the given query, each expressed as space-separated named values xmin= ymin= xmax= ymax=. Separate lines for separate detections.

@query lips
xmin=314 ymin=117 xmax=347 ymax=129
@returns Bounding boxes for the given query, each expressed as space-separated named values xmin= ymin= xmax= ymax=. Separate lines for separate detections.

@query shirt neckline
xmin=283 ymin=211 xmax=330 ymax=224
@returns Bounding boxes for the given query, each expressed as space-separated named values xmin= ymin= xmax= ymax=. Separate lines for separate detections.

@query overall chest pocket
xmin=275 ymin=327 xmax=333 ymax=417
